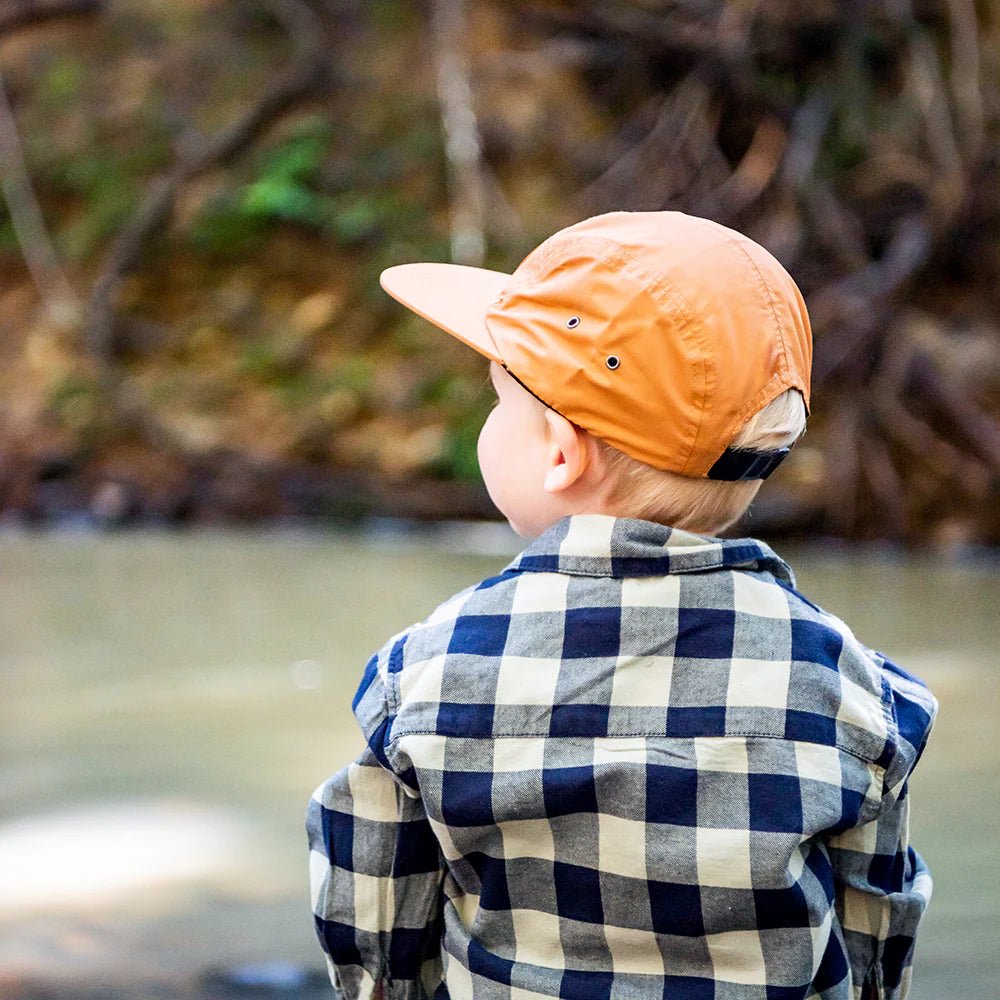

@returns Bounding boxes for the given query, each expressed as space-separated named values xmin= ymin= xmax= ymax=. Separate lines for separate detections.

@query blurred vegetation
xmin=0 ymin=0 xmax=998 ymax=543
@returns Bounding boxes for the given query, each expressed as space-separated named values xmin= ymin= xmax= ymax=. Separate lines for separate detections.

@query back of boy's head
xmin=586 ymin=386 xmax=805 ymax=534
xmin=380 ymin=210 xmax=813 ymax=533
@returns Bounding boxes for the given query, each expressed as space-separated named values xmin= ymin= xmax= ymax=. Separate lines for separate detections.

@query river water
xmin=0 ymin=527 xmax=997 ymax=998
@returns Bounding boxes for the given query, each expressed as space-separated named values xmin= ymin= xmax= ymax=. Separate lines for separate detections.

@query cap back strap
xmin=706 ymin=446 xmax=791 ymax=481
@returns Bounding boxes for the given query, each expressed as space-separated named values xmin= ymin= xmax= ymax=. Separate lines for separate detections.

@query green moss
xmin=241 ymin=177 xmax=326 ymax=225
xmin=189 ymin=118 xmax=343 ymax=252
xmin=39 ymin=56 xmax=86 ymax=106
xmin=756 ymin=68 xmax=800 ymax=106
xmin=240 ymin=117 xmax=332 ymax=225
xmin=270 ymin=368 xmax=333 ymax=410
xmin=237 ymin=335 xmax=304 ymax=381
xmin=0 ymin=214 xmax=18 ymax=254
xmin=57 ymin=196 xmax=137 ymax=261
xmin=184 ymin=94 xmax=445 ymax=260
xmin=47 ymin=374 xmax=106 ymax=432
xmin=330 ymin=357 xmax=376 ymax=397
xmin=44 ymin=138 xmax=172 ymax=260
xmin=187 ymin=194 xmax=269 ymax=257
xmin=367 ymin=0 xmax=420 ymax=33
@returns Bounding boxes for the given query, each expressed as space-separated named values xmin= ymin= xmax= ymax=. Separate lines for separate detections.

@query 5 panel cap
xmin=379 ymin=210 xmax=812 ymax=480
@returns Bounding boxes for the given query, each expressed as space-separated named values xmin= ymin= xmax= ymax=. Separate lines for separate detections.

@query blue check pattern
xmin=307 ymin=515 xmax=937 ymax=1000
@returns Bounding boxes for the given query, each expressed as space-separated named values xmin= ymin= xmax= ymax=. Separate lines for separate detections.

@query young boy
xmin=307 ymin=211 xmax=938 ymax=1000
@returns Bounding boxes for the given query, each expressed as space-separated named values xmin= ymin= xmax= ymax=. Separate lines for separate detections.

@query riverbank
xmin=2 ymin=1 xmax=1000 ymax=547
xmin=3 ymin=967 xmax=336 ymax=1000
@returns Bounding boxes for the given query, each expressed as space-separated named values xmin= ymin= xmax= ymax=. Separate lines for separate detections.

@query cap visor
xmin=379 ymin=262 xmax=510 ymax=364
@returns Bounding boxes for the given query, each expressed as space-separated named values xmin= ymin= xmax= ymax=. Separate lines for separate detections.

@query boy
xmin=307 ymin=211 xmax=937 ymax=1000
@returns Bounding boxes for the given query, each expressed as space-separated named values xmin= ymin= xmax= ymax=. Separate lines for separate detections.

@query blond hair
xmin=595 ymin=389 xmax=807 ymax=535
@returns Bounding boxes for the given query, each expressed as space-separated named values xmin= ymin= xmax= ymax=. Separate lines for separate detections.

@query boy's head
xmin=381 ymin=211 xmax=813 ymax=538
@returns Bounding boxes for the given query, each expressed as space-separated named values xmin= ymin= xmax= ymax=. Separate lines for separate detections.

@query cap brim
xmin=379 ymin=262 xmax=510 ymax=364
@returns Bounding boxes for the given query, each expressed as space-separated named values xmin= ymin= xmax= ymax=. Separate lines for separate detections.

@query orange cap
xmin=380 ymin=211 xmax=812 ymax=479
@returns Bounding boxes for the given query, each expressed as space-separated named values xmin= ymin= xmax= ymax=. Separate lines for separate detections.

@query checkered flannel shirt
xmin=307 ymin=515 xmax=937 ymax=1000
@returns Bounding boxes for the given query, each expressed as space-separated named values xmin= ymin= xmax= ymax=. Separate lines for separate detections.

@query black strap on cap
xmin=706 ymin=446 xmax=791 ymax=481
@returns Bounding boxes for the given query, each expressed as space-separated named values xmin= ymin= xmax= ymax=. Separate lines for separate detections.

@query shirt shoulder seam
xmin=387 ymin=727 xmax=889 ymax=769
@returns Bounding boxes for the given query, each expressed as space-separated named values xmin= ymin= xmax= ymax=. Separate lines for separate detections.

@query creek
xmin=0 ymin=527 xmax=996 ymax=998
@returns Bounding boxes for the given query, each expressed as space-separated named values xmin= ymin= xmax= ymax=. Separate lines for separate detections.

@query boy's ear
xmin=542 ymin=409 xmax=593 ymax=493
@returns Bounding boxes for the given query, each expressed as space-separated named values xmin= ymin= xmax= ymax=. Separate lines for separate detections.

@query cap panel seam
xmin=732 ymin=370 xmax=799 ymax=439
xmin=728 ymin=236 xmax=789 ymax=364
xmin=643 ymin=267 xmax=711 ymax=475
xmin=562 ymin=236 xmax=710 ymax=473
xmin=716 ymin=234 xmax=800 ymax=445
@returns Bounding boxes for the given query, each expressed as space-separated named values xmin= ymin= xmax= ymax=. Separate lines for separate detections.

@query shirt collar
xmin=504 ymin=514 xmax=796 ymax=586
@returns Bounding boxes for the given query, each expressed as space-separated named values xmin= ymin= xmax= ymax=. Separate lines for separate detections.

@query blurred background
xmin=0 ymin=0 xmax=998 ymax=997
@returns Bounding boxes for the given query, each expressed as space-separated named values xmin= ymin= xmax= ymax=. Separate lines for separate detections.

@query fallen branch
xmin=901 ymin=349 xmax=1000 ymax=471
xmin=0 ymin=68 xmax=81 ymax=322
xmin=856 ymin=424 xmax=908 ymax=540
xmin=945 ymin=0 xmax=985 ymax=163
xmin=819 ymin=398 xmax=862 ymax=537
xmin=692 ymin=115 xmax=787 ymax=222
xmin=516 ymin=1 xmax=733 ymax=62
xmin=575 ymin=75 xmax=710 ymax=212
xmin=0 ymin=0 xmax=99 ymax=34
xmin=811 ymin=192 xmax=867 ymax=273
xmin=872 ymin=395 xmax=987 ymax=498
xmin=810 ymin=214 xmax=933 ymax=387
xmin=902 ymin=13 xmax=965 ymax=221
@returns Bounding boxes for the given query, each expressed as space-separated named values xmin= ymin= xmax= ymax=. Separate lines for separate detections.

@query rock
xmin=90 ymin=480 xmax=135 ymax=526
xmin=200 ymin=962 xmax=333 ymax=996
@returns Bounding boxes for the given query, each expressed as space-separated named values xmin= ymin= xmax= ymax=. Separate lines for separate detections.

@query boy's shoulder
xmin=355 ymin=515 xmax=936 ymax=782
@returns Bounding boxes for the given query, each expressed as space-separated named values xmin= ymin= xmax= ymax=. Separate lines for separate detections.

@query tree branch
xmin=83 ymin=0 xmax=328 ymax=460
xmin=430 ymin=0 xmax=486 ymax=265
xmin=0 ymin=0 xmax=99 ymax=34
xmin=0 ymin=68 xmax=81 ymax=322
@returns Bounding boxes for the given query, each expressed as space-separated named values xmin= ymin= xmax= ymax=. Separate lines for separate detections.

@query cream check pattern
xmin=307 ymin=515 xmax=937 ymax=1000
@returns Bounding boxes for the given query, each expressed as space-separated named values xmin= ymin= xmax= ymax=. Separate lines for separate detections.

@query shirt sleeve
xmin=827 ymin=653 xmax=939 ymax=999
xmin=306 ymin=639 xmax=446 ymax=1000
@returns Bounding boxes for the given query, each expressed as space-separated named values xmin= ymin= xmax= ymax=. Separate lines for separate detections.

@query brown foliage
xmin=1 ymin=0 xmax=999 ymax=543
xmin=468 ymin=0 xmax=1000 ymax=542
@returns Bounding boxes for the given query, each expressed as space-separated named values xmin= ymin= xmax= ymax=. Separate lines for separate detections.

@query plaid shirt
xmin=307 ymin=515 xmax=937 ymax=1000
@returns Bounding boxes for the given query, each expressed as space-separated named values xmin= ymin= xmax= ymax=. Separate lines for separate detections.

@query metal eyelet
xmin=566 ymin=316 xmax=580 ymax=329
xmin=606 ymin=355 xmax=621 ymax=370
